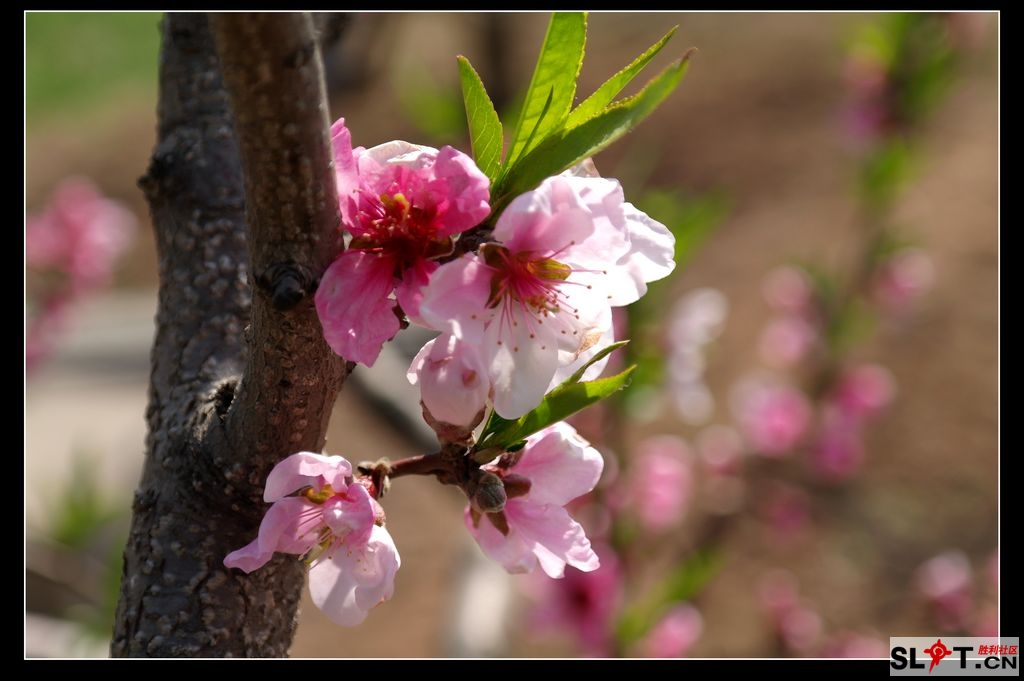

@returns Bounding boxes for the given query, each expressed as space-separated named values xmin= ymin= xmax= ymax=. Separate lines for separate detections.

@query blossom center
xmin=350 ymin=191 xmax=452 ymax=275
xmin=303 ymin=483 xmax=337 ymax=504
xmin=481 ymin=243 xmax=572 ymax=313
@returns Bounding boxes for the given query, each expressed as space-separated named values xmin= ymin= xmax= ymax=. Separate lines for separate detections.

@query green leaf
xmin=565 ymin=340 xmax=629 ymax=384
xmin=566 ymin=26 xmax=678 ymax=129
xmin=493 ymin=54 xmax=692 ymax=213
xmin=501 ymin=12 xmax=588 ymax=172
xmin=457 ymin=55 xmax=504 ymax=182
xmin=477 ymin=340 xmax=629 ymax=449
xmin=478 ymin=365 xmax=636 ymax=451
xmin=859 ymin=140 xmax=912 ymax=210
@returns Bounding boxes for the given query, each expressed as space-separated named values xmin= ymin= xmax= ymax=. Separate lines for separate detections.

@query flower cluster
xmin=226 ymin=117 xmax=675 ymax=626
xmin=223 ymin=453 xmax=400 ymax=626
xmin=412 ymin=169 xmax=676 ymax=422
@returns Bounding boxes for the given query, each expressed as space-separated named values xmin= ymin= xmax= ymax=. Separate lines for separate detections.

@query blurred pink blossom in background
xmin=830 ymin=363 xmax=897 ymax=423
xmin=733 ymin=378 xmax=812 ymax=457
xmin=625 ymin=435 xmax=694 ymax=533
xmin=641 ymin=603 xmax=704 ymax=658
xmin=528 ymin=546 xmax=624 ymax=657
xmin=809 ymin=411 xmax=866 ymax=482
xmin=758 ymin=315 xmax=818 ymax=368
xmin=25 ymin=177 xmax=137 ymax=372
xmin=870 ymin=249 xmax=935 ymax=315
xmin=917 ymin=550 xmax=974 ymax=632
xmin=762 ymin=266 xmax=814 ymax=315
xmin=666 ymin=288 xmax=728 ymax=425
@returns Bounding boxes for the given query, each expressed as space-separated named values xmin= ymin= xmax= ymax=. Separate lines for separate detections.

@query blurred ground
xmin=24 ymin=12 xmax=998 ymax=657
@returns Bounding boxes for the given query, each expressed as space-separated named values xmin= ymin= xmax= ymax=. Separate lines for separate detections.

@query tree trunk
xmin=111 ymin=12 xmax=349 ymax=657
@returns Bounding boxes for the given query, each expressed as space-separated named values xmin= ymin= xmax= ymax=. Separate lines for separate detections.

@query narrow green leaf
xmin=502 ymin=12 xmax=587 ymax=172
xmin=457 ymin=55 xmax=503 ymax=182
xmin=493 ymin=53 xmax=692 ymax=213
xmin=479 ymin=366 xmax=636 ymax=450
xmin=566 ymin=26 xmax=678 ymax=129
xmin=477 ymin=341 xmax=629 ymax=449
xmin=565 ymin=340 xmax=629 ymax=385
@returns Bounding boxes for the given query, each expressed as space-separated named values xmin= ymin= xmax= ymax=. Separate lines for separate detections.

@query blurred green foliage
xmin=25 ymin=12 xmax=161 ymax=127
xmin=47 ymin=453 xmax=128 ymax=637
xmin=615 ymin=549 xmax=720 ymax=648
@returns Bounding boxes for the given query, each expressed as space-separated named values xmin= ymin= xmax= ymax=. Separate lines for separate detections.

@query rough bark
xmin=111 ymin=12 xmax=348 ymax=657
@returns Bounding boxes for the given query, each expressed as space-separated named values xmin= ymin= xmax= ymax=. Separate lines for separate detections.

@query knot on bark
xmin=257 ymin=261 xmax=316 ymax=311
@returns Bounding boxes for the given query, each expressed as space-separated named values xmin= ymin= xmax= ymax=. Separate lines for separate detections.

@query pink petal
xmin=321 ymin=483 xmax=375 ymax=546
xmin=224 ymin=497 xmax=320 ymax=572
xmin=514 ymin=423 xmax=604 ymax=507
xmin=506 ymin=501 xmax=600 ymax=578
xmin=464 ymin=505 xmax=538 ymax=574
xmin=263 ymin=451 xmax=352 ymax=502
xmin=547 ymin=284 xmax=613 ymax=367
xmin=307 ymin=525 xmax=401 ymax=626
xmin=494 ymin=184 xmax=596 ymax=255
xmin=314 ymin=250 xmax=401 ymax=367
xmin=408 ymin=333 xmax=490 ymax=427
xmin=485 ymin=312 xmax=560 ymax=419
xmin=548 ymin=321 xmax=614 ymax=389
xmin=330 ymin=119 xmax=360 ymax=227
xmin=608 ymin=201 xmax=675 ymax=306
xmin=395 ymin=260 xmax=437 ymax=325
xmin=417 ymin=255 xmax=493 ymax=336
xmin=361 ymin=139 xmax=435 ymax=169
xmin=431 ymin=145 xmax=491 ymax=234
xmin=555 ymin=176 xmax=631 ymax=267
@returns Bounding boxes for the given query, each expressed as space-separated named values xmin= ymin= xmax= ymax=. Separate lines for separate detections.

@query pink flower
xmin=465 ymin=422 xmax=604 ymax=578
xmin=418 ymin=174 xmax=674 ymax=419
xmin=733 ymin=378 xmax=812 ymax=457
xmin=758 ymin=316 xmax=817 ymax=368
xmin=779 ymin=606 xmax=823 ymax=654
xmin=407 ymin=331 xmax=490 ymax=427
xmin=26 ymin=178 xmax=137 ymax=372
xmin=810 ymin=413 xmax=866 ymax=482
xmin=870 ymin=248 xmax=935 ymax=314
xmin=917 ymin=550 xmax=973 ymax=632
xmin=26 ymin=178 xmax=136 ymax=294
xmin=315 ymin=119 xmax=491 ymax=366
xmin=758 ymin=572 xmax=822 ymax=656
xmin=224 ymin=452 xmax=400 ymax=626
xmin=528 ymin=545 xmax=624 ymax=656
xmin=626 ymin=435 xmax=693 ymax=533
xmin=762 ymin=266 xmax=814 ymax=315
xmin=641 ymin=603 xmax=704 ymax=658
xmin=831 ymin=363 xmax=896 ymax=423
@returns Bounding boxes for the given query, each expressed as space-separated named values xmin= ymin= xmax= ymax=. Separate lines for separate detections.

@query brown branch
xmin=112 ymin=12 xmax=349 ymax=657
xmin=209 ymin=12 xmax=349 ymax=478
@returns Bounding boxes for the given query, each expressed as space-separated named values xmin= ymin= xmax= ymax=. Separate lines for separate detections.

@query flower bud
xmin=469 ymin=471 xmax=507 ymax=514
